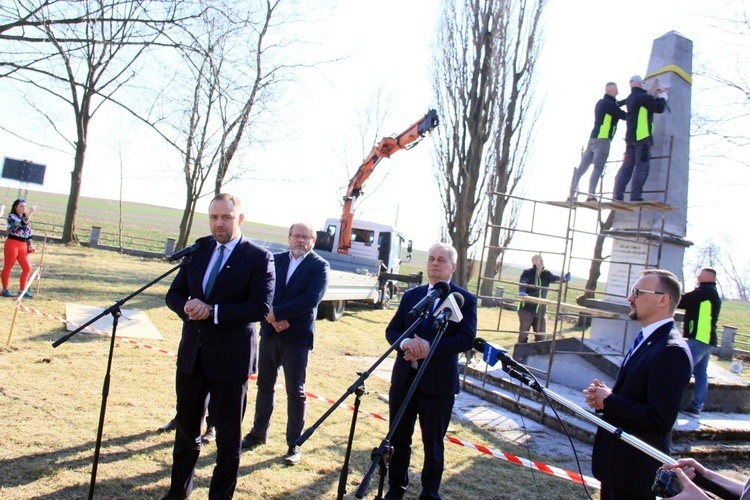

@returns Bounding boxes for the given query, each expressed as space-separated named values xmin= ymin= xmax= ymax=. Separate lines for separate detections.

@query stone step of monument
xmin=461 ymin=363 xmax=750 ymax=460
xmin=508 ymin=337 xmax=750 ymax=414
xmin=672 ymin=440 xmax=750 ymax=461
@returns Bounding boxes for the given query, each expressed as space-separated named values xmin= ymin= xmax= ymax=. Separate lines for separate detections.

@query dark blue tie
xmin=204 ymin=245 xmax=225 ymax=297
xmin=623 ymin=331 xmax=644 ymax=365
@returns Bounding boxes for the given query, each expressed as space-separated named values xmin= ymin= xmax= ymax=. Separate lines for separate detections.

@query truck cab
xmin=312 ymin=218 xmax=420 ymax=320
xmin=315 ymin=218 xmax=412 ymax=274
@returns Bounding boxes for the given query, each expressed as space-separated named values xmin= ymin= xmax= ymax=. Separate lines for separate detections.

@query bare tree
xmin=692 ymin=238 xmax=748 ymax=301
xmin=692 ymin=3 xmax=750 ymax=164
xmin=116 ymin=0 xmax=314 ymax=249
xmin=479 ymin=0 xmax=544 ymax=298
xmin=432 ymin=0 xmax=546 ymax=288
xmin=576 ymin=211 xmax=614 ymax=312
xmin=0 ymin=0 xmax=187 ymax=243
xmin=172 ymin=1 xmax=283 ymax=249
xmin=0 ymin=0 xmax=91 ymax=38
xmin=337 ymin=88 xmax=393 ymax=215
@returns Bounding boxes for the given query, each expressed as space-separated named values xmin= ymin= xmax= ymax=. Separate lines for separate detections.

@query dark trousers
xmin=600 ymin=483 xmax=654 ymax=500
xmin=571 ymin=137 xmax=612 ymax=196
xmin=388 ymin=370 xmax=455 ymax=499
xmin=517 ymin=308 xmax=547 ymax=343
xmin=614 ymin=140 xmax=651 ymax=201
xmin=167 ymin=360 xmax=248 ymax=500
xmin=250 ymin=334 xmax=310 ymax=447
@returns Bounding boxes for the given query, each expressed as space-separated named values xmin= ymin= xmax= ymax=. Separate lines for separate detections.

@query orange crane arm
xmin=338 ymin=109 xmax=439 ymax=254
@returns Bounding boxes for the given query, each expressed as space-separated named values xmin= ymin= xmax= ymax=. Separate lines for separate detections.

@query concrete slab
xmin=65 ymin=303 xmax=164 ymax=340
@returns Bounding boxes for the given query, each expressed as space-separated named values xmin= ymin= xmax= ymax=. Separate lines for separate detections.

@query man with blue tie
xmin=584 ymin=269 xmax=692 ymax=499
xmin=163 ymin=193 xmax=275 ymax=499
xmin=241 ymin=222 xmax=330 ymax=466
xmin=384 ymin=243 xmax=477 ymax=499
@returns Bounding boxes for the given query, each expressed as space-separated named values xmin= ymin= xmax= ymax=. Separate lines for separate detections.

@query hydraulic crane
xmin=337 ymin=109 xmax=439 ymax=254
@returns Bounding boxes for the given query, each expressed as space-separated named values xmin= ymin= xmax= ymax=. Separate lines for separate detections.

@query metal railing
xmin=1 ymin=221 xmax=175 ymax=260
xmin=718 ymin=325 xmax=750 ymax=359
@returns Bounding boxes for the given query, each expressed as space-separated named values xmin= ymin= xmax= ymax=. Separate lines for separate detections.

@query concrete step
xmin=461 ymin=360 xmax=750 ymax=460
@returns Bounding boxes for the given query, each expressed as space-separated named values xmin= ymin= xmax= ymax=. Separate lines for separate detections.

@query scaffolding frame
xmin=471 ymin=137 xmax=675 ymax=406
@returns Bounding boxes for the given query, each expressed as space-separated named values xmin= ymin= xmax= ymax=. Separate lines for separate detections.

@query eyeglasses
xmin=290 ymin=234 xmax=312 ymax=241
xmin=631 ymin=288 xmax=666 ymax=299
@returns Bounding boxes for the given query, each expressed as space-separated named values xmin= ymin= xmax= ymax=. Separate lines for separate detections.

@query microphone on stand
xmin=473 ymin=337 xmax=540 ymax=390
xmin=409 ymin=280 xmax=450 ymax=317
xmin=168 ymin=236 xmax=213 ymax=262
xmin=433 ymin=292 xmax=465 ymax=326
xmin=473 ymin=337 xmax=509 ymax=367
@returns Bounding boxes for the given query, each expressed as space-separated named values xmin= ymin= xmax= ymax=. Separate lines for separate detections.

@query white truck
xmin=312 ymin=218 xmax=422 ymax=320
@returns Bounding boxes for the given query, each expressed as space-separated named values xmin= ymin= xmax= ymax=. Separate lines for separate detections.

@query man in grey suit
xmin=163 ymin=193 xmax=275 ymax=499
xmin=241 ymin=222 xmax=330 ymax=466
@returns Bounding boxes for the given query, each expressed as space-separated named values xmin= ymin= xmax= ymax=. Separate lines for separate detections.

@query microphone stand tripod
xmin=355 ymin=315 xmax=452 ymax=499
xmin=52 ymin=258 xmax=188 ymax=500
xmin=491 ymin=352 xmax=739 ymax=500
xmin=295 ymin=307 xmax=433 ymax=500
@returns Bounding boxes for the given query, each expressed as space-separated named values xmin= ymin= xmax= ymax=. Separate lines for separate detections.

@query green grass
xmin=6 ymin=189 xmax=749 ymax=340
xmin=0 ymin=243 xmax=590 ymax=499
xmin=1 ymin=192 xmax=748 ymax=498
xmin=1 ymin=190 xmax=294 ymax=253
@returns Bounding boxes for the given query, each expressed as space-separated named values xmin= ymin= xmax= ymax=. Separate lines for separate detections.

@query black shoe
xmin=284 ymin=445 xmax=301 ymax=466
xmin=201 ymin=425 xmax=216 ymax=444
xmin=158 ymin=418 xmax=177 ymax=432
xmin=241 ymin=433 xmax=266 ymax=450
xmin=613 ymin=197 xmax=624 ymax=202
xmin=630 ymin=198 xmax=645 ymax=202
xmin=384 ymin=490 xmax=405 ymax=500
xmin=681 ymin=407 xmax=700 ymax=417
xmin=586 ymin=196 xmax=598 ymax=202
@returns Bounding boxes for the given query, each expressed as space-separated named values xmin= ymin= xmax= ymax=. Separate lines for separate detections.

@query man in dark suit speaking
xmin=584 ymin=269 xmax=692 ymax=499
xmin=384 ymin=243 xmax=477 ymax=499
xmin=163 ymin=193 xmax=275 ymax=499
xmin=241 ymin=222 xmax=330 ymax=466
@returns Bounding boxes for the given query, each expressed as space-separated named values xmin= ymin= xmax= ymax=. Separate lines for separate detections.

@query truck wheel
xmin=321 ymin=300 xmax=346 ymax=321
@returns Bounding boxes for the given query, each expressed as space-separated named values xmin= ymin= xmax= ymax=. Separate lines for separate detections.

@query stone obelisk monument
xmin=590 ymin=31 xmax=694 ymax=350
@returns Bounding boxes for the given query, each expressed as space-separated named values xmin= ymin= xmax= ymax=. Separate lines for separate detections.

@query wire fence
xmin=733 ymin=330 xmax=750 ymax=357
xmin=1 ymin=220 xmax=174 ymax=259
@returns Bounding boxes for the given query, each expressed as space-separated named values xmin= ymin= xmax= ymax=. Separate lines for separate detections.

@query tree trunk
xmin=177 ymin=191 xmax=199 ymax=250
xmin=61 ymin=128 xmax=87 ymax=244
xmin=576 ymin=211 xmax=615 ymax=320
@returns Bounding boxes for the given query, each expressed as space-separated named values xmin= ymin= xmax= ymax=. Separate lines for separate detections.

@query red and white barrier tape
xmin=12 ymin=298 xmax=599 ymax=489
xmin=444 ymin=434 xmax=599 ymax=488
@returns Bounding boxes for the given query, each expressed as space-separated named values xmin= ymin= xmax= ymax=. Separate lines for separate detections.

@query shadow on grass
xmin=0 ymin=429 xmax=172 ymax=490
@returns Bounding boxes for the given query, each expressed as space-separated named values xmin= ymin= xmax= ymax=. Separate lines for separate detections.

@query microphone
xmin=433 ymin=292 xmax=465 ymax=324
xmin=168 ymin=236 xmax=212 ymax=262
xmin=473 ymin=337 xmax=540 ymax=391
xmin=409 ymin=280 xmax=450 ymax=317
xmin=473 ymin=337 xmax=511 ymax=367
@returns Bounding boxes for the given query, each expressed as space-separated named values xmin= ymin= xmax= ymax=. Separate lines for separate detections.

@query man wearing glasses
xmin=584 ymin=269 xmax=692 ymax=499
xmin=241 ymin=222 xmax=330 ymax=466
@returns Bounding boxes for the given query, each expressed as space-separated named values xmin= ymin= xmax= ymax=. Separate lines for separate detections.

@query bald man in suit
xmin=163 ymin=193 xmax=274 ymax=500
xmin=384 ymin=243 xmax=477 ymax=499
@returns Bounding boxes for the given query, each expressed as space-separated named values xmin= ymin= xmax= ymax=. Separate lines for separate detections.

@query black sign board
xmin=2 ymin=157 xmax=46 ymax=185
